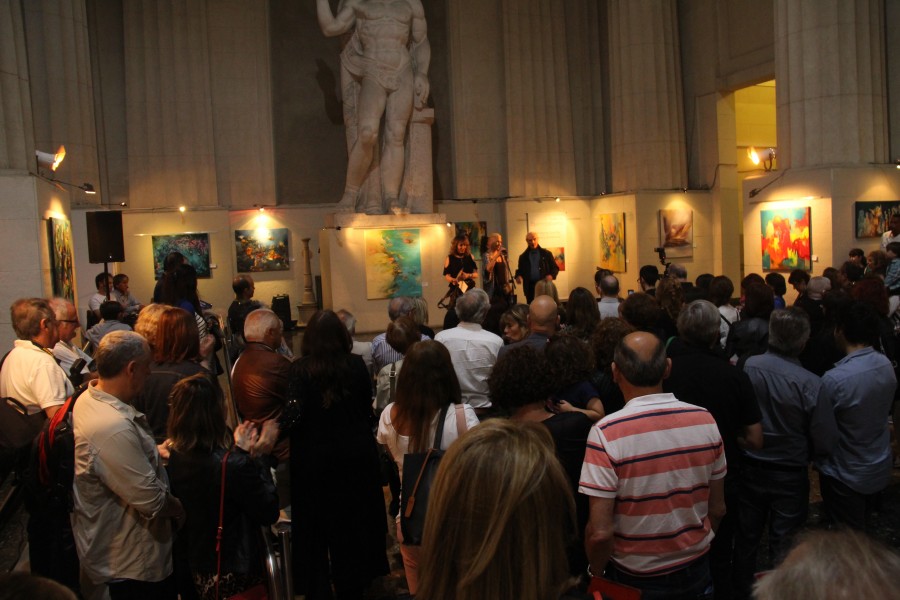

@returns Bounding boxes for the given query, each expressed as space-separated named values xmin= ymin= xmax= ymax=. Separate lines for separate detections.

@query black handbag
xmin=399 ymin=403 xmax=468 ymax=546
xmin=0 ymin=396 xmax=46 ymax=451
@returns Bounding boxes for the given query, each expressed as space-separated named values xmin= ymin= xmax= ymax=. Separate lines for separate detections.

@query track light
xmin=35 ymin=145 xmax=66 ymax=173
xmin=748 ymin=146 xmax=776 ymax=172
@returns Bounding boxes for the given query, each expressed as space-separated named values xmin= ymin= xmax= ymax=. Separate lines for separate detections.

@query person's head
xmin=243 ymin=308 xmax=283 ymax=347
xmin=0 ymin=572 xmax=78 ymax=600
xmin=410 ymin=296 xmax=429 ymax=327
xmin=839 ymin=261 xmax=864 ymax=287
xmin=133 ymin=303 xmax=167 ymax=349
xmin=752 ymin=529 xmax=900 ymax=600
xmin=534 ymin=280 xmax=560 ymax=305
xmin=767 ymin=308 xmax=811 ymax=357
xmin=154 ymin=306 xmax=200 ymax=363
xmin=638 ymin=264 xmax=659 ymax=290
xmin=867 ymin=250 xmax=889 ymax=275
xmin=301 ymin=309 xmax=352 ymax=357
xmin=166 ymin=373 xmax=228 ymax=454
xmin=386 ymin=316 xmax=421 ymax=355
xmin=164 ymin=263 xmax=200 ymax=313
xmin=500 ymin=304 xmax=529 ymax=343
xmin=708 ymin=275 xmax=735 ymax=307
xmin=527 ymin=295 xmax=559 ymax=335
xmin=886 ymin=242 xmax=900 ymax=260
xmin=564 ymin=287 xmax=600 ymax=336
xmin=232 ymin=274 xmax=255 ymax=300
xmin=788 ymin=269 xmax=810 ymax=293
xmin=95 ymin=272 xmax=112 ymax=293
xmin=695 ymin=273 xmax=714 ymax=293
xmin=10 ymin=297 xmax=57 ymax=346
xmin=834 ymin=300 xmax=881 ymax=350
xmin=488 ymin=346 xmax=552 ymax=412
xmin=848 ymin=247 xmax=867 ymax=267
xmin=393 ymin=341 xmax=461 ymax=452
xmin=668 ymin=263 xmax=688 ymax=281
xmin=594 ymin=269 xmax=613 ymax=289
xmin=93 ymin=330 xmax=151 ymax=399
xmin=455 ymin=288 xmax=490 ymax=324
xmin=99 ymin=300 xmax=124 ymax=322
xmin=612 ymin=331 xmax=669 ymax=393
xmin=741 ymin=273 xmax=766 ymax=296
xmin=591 ymin=317 xmax=635 ymax=373
xmin=599 ymin=275 xmax=620 ymax=297
xmin=298 ymin=310 xmax=355 ymax=408
xmin=765 ymin=272 xmax=787 ymax=297
xmin=545 ymin=333 xmax=594 ymax=389
xmin=525 ymin=231 xmax=539 ymax=250
xmin=486 ymin=232 xmax=502 ymax=252
xmin=620 ymin=292 xmax=660 ymax=332
xmin=850 ymin=276 xmax=890 ymax=317
xmin=418 ymin=420 xmax=575 ymax=600
xmin=49 ymin=298 xmax=79 ymax=344
xmin=387 ymin=296 xmax=415 ymax=320
xmin=822 ymin=267 xmax=841 ymax=291
xmin=743 ymin=282 xmax=775 ymax=320
xmin=449 ymin=233 xmax=471 ymax=257
xmin=890 ymin=213 xmax=900 ymax=235
xmin=656 ymin=277 xmax=685 ymax=321
xmin=806 ymin=276 xmax=832 ymax=301
xmin=163 ymin=251 xmax=186 ymax=273
xmin=112 ymin=273 xmax=130 ymax=295
xmin=677 ymin=300 xmax=720 ymax=348
xmin=336 ymin=308 xmax=357 ymax=335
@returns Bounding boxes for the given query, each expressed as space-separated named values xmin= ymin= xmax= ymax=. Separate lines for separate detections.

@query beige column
xmin=775 ymin=0 xmax=888 ymax=168
xmin=608 ymin=0 xmax=686 ymax=191
xmin=0 ymin=0 xmax=34 ymax=171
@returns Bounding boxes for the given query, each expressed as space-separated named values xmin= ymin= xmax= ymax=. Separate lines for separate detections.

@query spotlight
xmin=446 ymin=222 xmax=452 ymax=227
xmin=82 ymin=183 xmax=96 ymax=194
xmin=35 ymin=145 xmax=66 ymax=173
xmin=895 ymin=158 xmax=900 ymax=169
xmin=118 ymin=201 xmax=127 ymax=207
xmin=179 ymin=206 xmax=186 ymax=213
xmin=555 ymin=197 xmax=560 ymax=203
xmin=748 ymin=146 xmax=776 ymax=172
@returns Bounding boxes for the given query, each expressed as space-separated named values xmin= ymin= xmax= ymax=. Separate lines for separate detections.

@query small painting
xmin=598 ymin=213 xmax=626 ymax=272
xmin=453 ymin=221 xmax=487 ymax=260
xmin=152 ymin=233 xmax=211 ymax=278
xmin=659 ymin=208 xmax=693 ymax=258
xmin=761 ymin=207 xmax=812 ymax=271
xmin=365 ymin=228 xmax=423 ymax=300
xmin=48 ymin=217 xmax=75 ymax=301
xmin=235 ymin=228 xmax=290 ymax=272
xmin=855 ymin=201 xmax=900 ymax=238
xmin=548 ymin=247 xmax=566 ymax=272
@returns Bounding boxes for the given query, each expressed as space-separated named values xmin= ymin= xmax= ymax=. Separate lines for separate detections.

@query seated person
xmin=87 ymin=272 xmax=113 ymax=324
xmin=84 ymin=300 xmax=131 ymax=348
xmin=112 ymin=273 xmax=143 ymax=316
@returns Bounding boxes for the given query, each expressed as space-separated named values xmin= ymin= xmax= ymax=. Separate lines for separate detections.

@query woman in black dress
xmin=482 ymin=233 xmax=514 ymax=334
xmin=288 ymin=310 xmax=388 ymax=599
xmin=442 ymin=234 xmax=478 ymax=329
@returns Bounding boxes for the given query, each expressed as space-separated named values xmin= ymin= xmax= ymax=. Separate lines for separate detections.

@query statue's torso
xmin=353 ymin=0 xmax=413 ymax=56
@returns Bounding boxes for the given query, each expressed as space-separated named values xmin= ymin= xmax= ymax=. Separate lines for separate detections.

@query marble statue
xmin=317 ymin=0 xmax=430 ymax=215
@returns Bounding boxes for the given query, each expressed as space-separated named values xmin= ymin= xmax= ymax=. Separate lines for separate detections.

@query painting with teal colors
xmin=365 ymin=228 xmax=423 ymax=299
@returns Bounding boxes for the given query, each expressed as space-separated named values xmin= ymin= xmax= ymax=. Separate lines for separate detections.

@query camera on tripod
xmin=653 ymin=247 xmax=672 ymax=277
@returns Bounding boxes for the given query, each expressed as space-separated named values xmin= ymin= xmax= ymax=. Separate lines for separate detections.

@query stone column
xmin=774 ymin=0 xmax=888 ymax=168
xmin=402 ymin=107 xmax=434 ymax=214
xmin=0 ymin=0 xmax=34 ymax=172
xmin=607 ymin=0 xmax=686 ymax=191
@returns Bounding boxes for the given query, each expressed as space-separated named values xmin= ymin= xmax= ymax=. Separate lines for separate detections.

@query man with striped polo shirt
xmin=580 ymin=332 xmax=726 ymax=599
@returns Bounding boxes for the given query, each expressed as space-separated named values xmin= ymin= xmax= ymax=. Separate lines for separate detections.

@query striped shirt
xmin=579 ymin=393 xmax=726 ymax=576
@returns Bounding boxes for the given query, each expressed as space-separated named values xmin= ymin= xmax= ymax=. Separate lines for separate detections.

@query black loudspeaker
xmin=85 ymin=211 xmax=125 ymax=263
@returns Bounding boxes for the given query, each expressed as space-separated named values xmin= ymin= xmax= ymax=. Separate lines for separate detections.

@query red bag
xmin=587 ymin=576 xmax=642 ymax=600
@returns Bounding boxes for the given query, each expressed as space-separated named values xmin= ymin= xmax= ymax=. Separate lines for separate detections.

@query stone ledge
xmin=324 ymin=212 xmax=448 ymax=229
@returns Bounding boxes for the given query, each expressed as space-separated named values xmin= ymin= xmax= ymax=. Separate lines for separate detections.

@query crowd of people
xmin=3 ymin=236 xmax=900 ymax=600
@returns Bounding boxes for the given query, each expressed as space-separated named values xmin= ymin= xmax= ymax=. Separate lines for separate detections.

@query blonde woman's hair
xmin=534 ymin=279 xmax=560 ymax=305
xmin=417 ymin=420 xmax=575 ymax=600
xmin=411 ymin=296 xmax=429 ymax=326
xmin=133 ymin=303 xmax=168 ymax=349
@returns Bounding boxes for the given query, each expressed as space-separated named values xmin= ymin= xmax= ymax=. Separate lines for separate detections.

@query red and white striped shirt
xmin=579 ymin=393 xmax=726 ymax=576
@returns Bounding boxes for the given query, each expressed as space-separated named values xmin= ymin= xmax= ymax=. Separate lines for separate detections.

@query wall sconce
xmin=748 ymin=146 xmax=776 ymax=171
xmin=52 ymin=180 xmax=96 ymax=195
xmin=895 ymin=158 xmax=900 ymax=169
xmin=35 ymin=145 xmax=66 ymax=173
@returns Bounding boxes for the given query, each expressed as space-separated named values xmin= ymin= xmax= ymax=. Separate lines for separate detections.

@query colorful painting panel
xmin=48 ymin=217 xmax=75 ymax=301
xmin=761 ymin=207 xmax=812 ymax=271
xmin=659 ymin=208 xmax=693 ymax=258
xmin=152 ymin=233 xmax=211 ymax=278
xmin=598 ymin=213 xmax=626 ymax=272
xmin=854 ymin=201 xmax=900 ymax=238
xmin=453 ymin=221 xmax=487 ymax=260
xmin=548 ymin=247 xmax=566 ymax=272
xmin=235 ymin=228 xmax=290 ymax=272
xmin=365 ymin=229 xmax=423 ymax=300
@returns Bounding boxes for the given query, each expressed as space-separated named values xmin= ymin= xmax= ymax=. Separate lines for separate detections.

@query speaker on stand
xmin=85 ymin=211 xmax=125 ymax=316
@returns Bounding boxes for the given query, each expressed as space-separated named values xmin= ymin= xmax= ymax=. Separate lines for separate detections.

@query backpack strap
xmin=37 ymin=382 xmax=89 ymax=487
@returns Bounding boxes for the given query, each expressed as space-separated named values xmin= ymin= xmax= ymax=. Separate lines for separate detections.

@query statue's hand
xmin=414 ymin=74 xmax=430 ymax=109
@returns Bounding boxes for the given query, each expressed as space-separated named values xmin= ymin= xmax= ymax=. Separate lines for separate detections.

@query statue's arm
xmin=408 ymin=0 xmax=430 ymax=107
xmin=317 ymin=0 xmax=356 ymax=37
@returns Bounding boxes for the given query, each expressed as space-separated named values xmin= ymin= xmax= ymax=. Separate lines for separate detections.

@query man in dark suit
xmin=514 ymin=232 xmax=559 ymax=303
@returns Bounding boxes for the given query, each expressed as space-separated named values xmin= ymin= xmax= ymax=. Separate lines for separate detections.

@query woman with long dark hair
xmin=376 ymin=341 xmax=479 ymax=594
xmin=561 ymin=287 xmax=600 ymax=342
xmin=441 ymin=234 xmax=478 ymax=329
xmin=160 ymin=263 xmax=216 ymax=370
xmin=289 ymin=310 xmax=387 ymax=599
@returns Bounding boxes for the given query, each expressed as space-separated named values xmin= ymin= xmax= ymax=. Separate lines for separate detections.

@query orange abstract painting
xmin=761 ymin=207 xmax=811 ymax=271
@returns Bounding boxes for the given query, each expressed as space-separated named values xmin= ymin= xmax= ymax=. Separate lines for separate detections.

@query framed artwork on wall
xmin=453 ymin=221 xmax=487 ymax=259
xmin=234 ymin=228 xmax=290 ymax=272
xmin=48 ymin=217 xmax=75 ymax=301
xmin=761 ymin=207 xmax=812 ymax=271
xmin=598 ymin=213 xmax=626 ymax=272
xmin=658 ymin=208 xmax=693 ymax=258
xmin=548 ymin=247 xmax=566 ymax=272
xmin=364 ymin=228 xmax=423 ymax=299
xmin=854 ymin=201 xmax=900 ymax=238
xmin=152 ymin=233 xmax=212 ymax=278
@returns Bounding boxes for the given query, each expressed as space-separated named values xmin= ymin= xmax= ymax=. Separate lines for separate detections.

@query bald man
xmin=580 ymin=332 xmax=726 ymax=597
xmin=514 ymin=232 xmax=559 ymax=303
xmin=497 ymin=295 xmax=559 ymax=360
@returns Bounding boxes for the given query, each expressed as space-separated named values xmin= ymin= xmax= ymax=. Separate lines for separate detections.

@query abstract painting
xmin=365 ymin=228 xmax=422 ymax=299
xmin=659 ymin=208 xmax=693 ymax=258
xmin=548 ymin=247 xmax=566 ymax=272
xmin=48 ymin=217 xmax=75 ymax=301
xmin=235 ymin=228 xmax=290 ymax=272
xmin=855 ymin=201 xmax=900 ymax=238
xmin=598 ymin=213 xmax=626 ymax=272
xmin=454 ymin=221 xmax=487 ymax=260
xmin=152 ymin=233 xmax=211 ymax=278
xmin=761 ymin=207 xmax=812 ymax=271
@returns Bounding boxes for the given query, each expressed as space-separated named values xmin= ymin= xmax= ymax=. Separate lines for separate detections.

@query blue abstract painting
xmin=365 ymin=229 xmax=422 ymax=299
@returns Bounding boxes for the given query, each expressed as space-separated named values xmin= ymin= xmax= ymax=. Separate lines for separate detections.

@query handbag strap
xmin=388 ymin=362 xmax=397 ymax=403
xmin=454 ymin=404 xmax=468 ymax=437
xmin=431 ymin=403 xmax=452 ymax=450
xmin=215 ymin=449 xmax=232 ymax=600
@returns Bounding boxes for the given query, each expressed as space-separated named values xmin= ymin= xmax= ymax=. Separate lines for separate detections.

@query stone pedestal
xmin=402 ymin=107 xmax=435 ymax=214
xmin=296 ymin=237 xmax=317 ymax=326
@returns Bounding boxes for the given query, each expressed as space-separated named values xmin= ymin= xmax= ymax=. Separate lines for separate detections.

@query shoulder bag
xmin=0 ymin=351 xmax=47 ymax=454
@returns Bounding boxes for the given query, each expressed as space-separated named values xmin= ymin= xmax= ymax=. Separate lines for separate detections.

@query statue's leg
xmin=383 ymin=73 xmax=414 ymax=213
xmin=338 ymin=78 xmax=388 ymax=211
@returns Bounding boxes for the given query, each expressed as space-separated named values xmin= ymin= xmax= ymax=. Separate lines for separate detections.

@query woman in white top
xmin=710 ymin=275 xmax=740 ymax=349
xmin=376 ymin=340 xmax=480 ymax=595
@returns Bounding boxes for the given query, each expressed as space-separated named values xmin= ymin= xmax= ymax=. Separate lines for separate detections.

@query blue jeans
xmin=733 ymin=462 xmax=809 ymax=599
xmin=607 ymin=554 xmax=713 ymax=600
